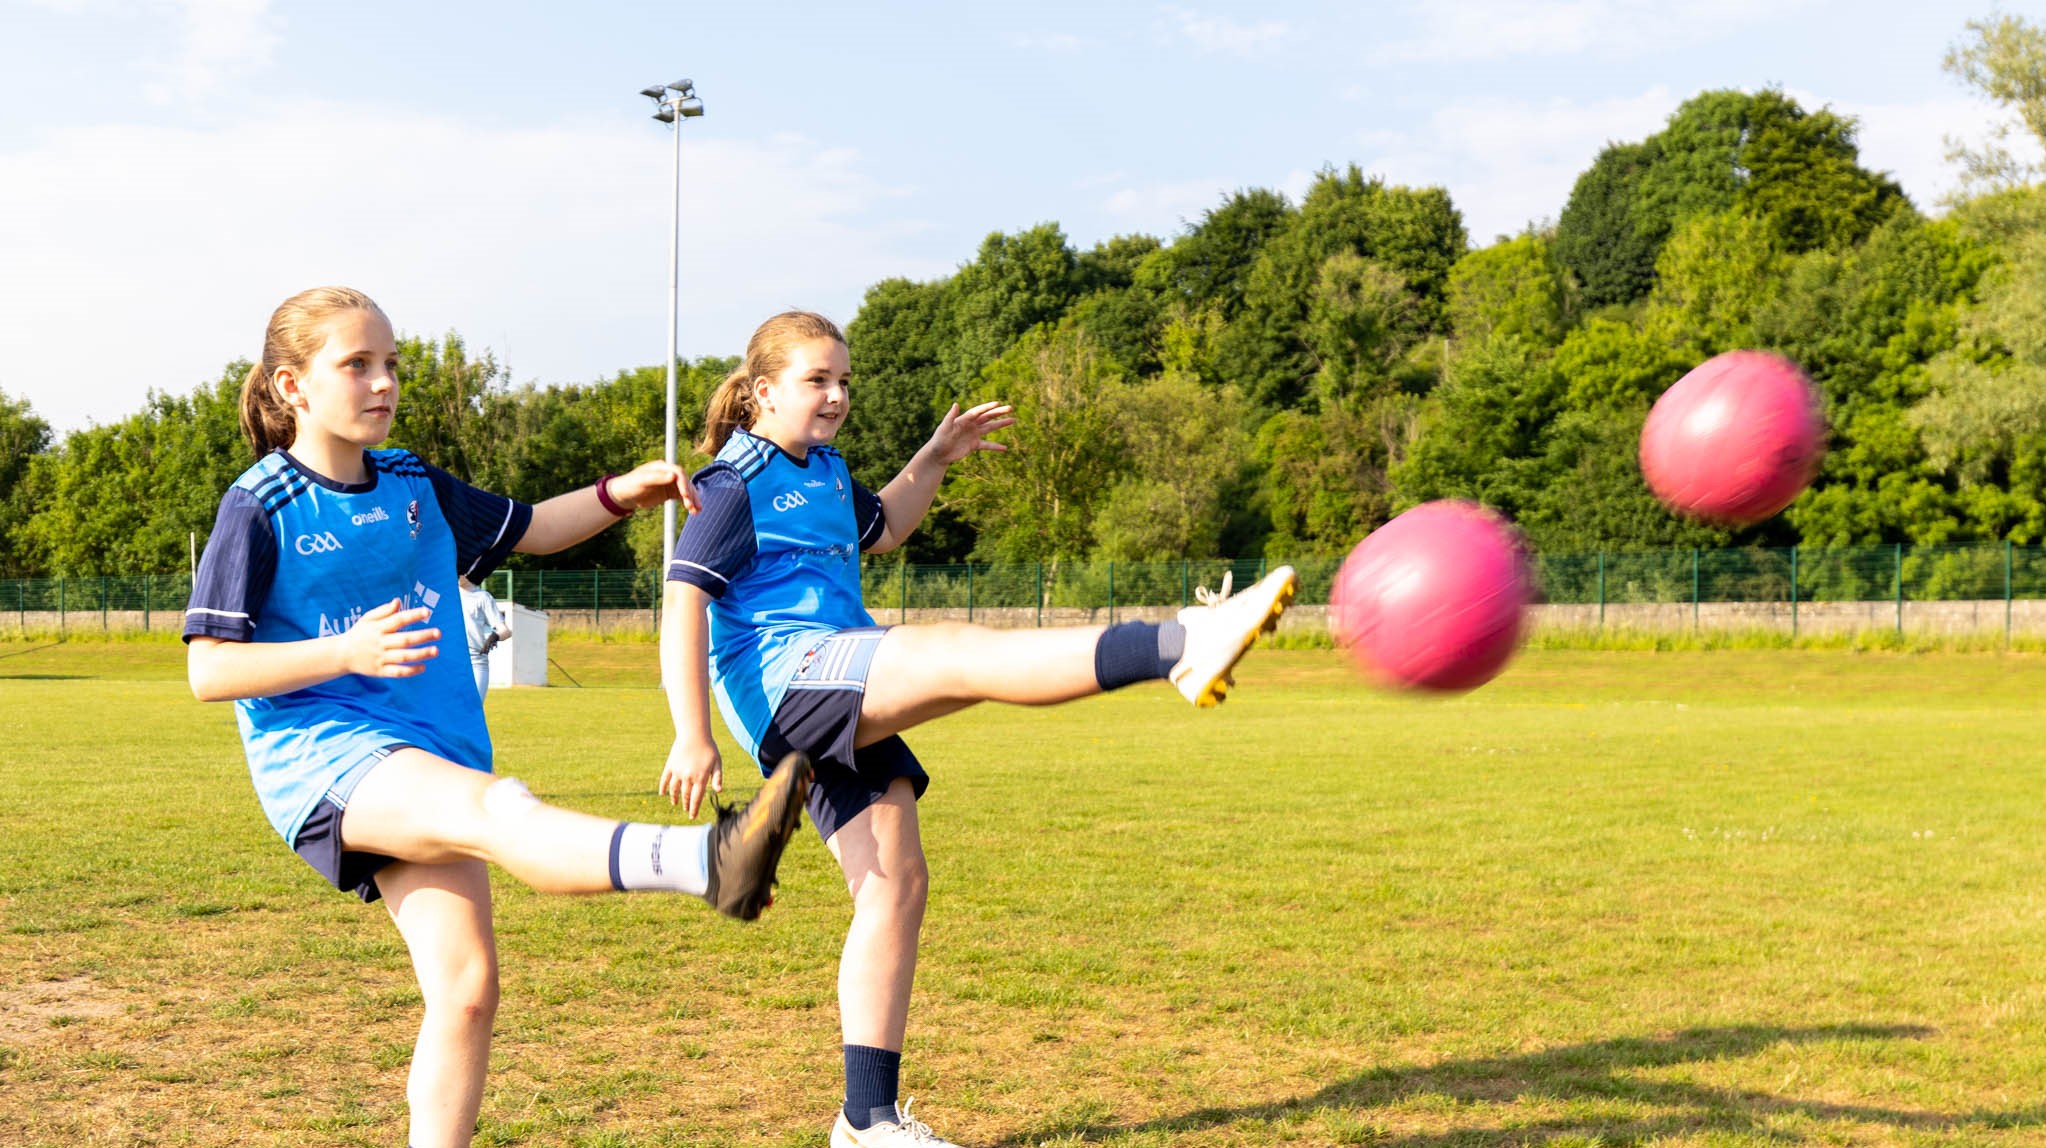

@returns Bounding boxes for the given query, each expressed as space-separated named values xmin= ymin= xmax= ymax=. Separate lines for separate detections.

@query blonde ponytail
xmin=238 ymin=286 xmax=387 ymax=458
xmin=699 ymin=310 xmax=846 ymax=454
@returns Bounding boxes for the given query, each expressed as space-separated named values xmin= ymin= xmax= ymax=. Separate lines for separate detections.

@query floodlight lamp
xmin=678 ymin=97 xmax=704 ymax=118
xmin=639 ymin=85 xmax=666 ymax=99
xmin=667 ymin=78 xmax=694 ymax=94
xmin=653 ymin=107 xmax=677 ymax=123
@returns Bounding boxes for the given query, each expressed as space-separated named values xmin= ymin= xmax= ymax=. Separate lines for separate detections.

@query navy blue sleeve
xmin=667 ymin=464 xmax=755 ymax=599
xmin=422 ymin=462 xmax=533 ymax=583
xmin=852 ymin=476 xmax=886 ymax=551
xmin=183 ymin=488 xmax=276 ymax=643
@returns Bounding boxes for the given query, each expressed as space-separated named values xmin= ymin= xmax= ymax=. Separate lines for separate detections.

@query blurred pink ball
xmin=1330 ymin=500 xmax=1533 ymax=692
xmin=1639 ymin=350 xmax=1826 ymax=526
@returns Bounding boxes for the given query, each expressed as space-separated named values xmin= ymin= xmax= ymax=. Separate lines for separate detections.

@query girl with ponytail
xmin=659 ymin=310 xmax=1300 ymax=1147
xmin=188 ymin=287 xmax=811 ymax=1148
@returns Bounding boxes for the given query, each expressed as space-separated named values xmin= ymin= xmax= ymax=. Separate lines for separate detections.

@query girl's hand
xmin=924 ymin=401 xmax=1016 ymax=466
xmin=658 ymin=736 xmax=724 ymax=818
xmin=608 ymin=460 xmax=701 ymax=515
xmin=338 ymin=599 xmax=438 ymax=679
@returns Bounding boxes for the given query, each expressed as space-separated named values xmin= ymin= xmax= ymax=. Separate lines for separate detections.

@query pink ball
xmin=1330 ymin=501 xmax=1533 ymax=692
xmin=1639 ymin=350 xmax=1826 ymax=526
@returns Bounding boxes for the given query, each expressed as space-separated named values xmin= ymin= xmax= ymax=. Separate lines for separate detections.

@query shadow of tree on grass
xmin=1002 ymin=1023 xmax=2043 ymax=1145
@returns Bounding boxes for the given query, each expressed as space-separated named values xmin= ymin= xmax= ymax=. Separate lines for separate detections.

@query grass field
xmin=6 ymin=637 xmax=2046 ymax=1146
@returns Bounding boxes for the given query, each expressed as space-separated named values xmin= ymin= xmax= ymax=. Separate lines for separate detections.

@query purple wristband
xmin=596 ymin=475 xmax=633 ymax=517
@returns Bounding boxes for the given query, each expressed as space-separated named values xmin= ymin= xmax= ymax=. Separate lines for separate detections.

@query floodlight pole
xmin=641 ymin=79 xmax=704 ymax=570
xmin=662 ymin=105 xmax=682 ymax=569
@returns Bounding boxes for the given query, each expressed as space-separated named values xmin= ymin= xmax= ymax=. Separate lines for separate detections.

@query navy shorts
xmin=758 ymin=627 xmax=928 ymax=843
xmin=289 ymin=745 xmax=407 ymax=903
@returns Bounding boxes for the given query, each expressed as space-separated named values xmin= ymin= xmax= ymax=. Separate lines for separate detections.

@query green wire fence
xmin=8 ymin=543 xmax=2046 ymax=637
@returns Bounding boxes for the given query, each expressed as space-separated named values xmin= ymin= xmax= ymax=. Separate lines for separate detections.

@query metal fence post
xmin=2007 ymin=539 xmax=2015 ymax=645
xmin=1691 ymin=548 xmax=1700 ymax=630
xmin=899 ymin=560 xmax=909 ymax=625
xmin=143 ymin=574 xmax=151 ymax=632
xmin=1108 ymin=561 xmax=1115 ymax=626
xmin=101 ymin=575 xmax=108 ymax=631
xmin=58 ymin=577 xmax=65 ymax=634
xmin=537 ymin=569 xmax=546 ymax=613
xmin=1894 ymin=543 xmax=1904 ymax=635
xmin=1790 ymin=547 xmax=1799 ymax=640
xmin=1182 ymin=558 xmax=1190 ymax=608
xmin=593 ymin=569 xmax=602 ymax=630
xmin=1036 ymin=562 xmax=1044 ymax=628
xmin=1596 ymin=550 xmax=1605 ymax=631
xmin=967 ymin=563 xmax=974 ymax=624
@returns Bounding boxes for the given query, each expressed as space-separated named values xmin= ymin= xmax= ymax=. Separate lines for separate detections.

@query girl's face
xmin=753 ymin=337 xmax=850 ymax=452
xmin=281 ymin=309 xmax=400 ymax=449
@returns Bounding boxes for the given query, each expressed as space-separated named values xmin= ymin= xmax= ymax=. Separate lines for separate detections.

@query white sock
xmin=608 ymin=821 xmax=711 ymax=895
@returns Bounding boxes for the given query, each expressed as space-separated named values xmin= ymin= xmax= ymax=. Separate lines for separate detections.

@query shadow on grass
xmin=1002 ymin=1024 xmax=2045 ymax=1145
xmin=0 ymin=673 xmax=85 ymax=680
xmin=0 ymin=642 xmax=65 ymax=661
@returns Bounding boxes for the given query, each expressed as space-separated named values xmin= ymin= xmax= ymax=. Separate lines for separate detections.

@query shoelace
xmin=1193 ymin=570 xmax=1235 ymax=608
xmin=892 ymin=1098 xmax=943 ymax=1143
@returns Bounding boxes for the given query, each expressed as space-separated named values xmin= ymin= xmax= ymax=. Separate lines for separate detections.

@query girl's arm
xmin=656 ymin=579 xmax=724 ymax=817
xmin=187 ymin=600 xmax=439 ymax=702
xmin=866 ymin=401 xmax=1015 ymax=555
xmin=515 ymin=460 xmax=701 ymax=555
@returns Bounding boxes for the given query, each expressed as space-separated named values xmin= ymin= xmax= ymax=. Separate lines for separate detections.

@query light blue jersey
xmin=666 ymin=429 xmax=885 ymax=763
xmin=185 ymin=449 xmax=531 ymax=844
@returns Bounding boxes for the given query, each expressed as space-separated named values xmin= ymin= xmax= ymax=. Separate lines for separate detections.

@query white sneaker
xmin=1169 ymin=565 xmax=1298 ymax=707
xmin=830 ymin=1098 xmax=962 ymax=1147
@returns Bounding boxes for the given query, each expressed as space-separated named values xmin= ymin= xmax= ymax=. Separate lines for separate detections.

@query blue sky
xmin=4 ymin=0 xmax=2043 ymax=434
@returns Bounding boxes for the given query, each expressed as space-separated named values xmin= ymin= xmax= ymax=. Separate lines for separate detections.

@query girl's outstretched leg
xmin=378 ymin=858 xmax=498 ymax=1148
xmin=341 ymin=747 xmax=809 ymax=918
xmin=856 ymin=565 xmax=1299 ymax=745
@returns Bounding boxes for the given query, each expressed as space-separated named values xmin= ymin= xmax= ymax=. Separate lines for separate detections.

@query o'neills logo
xmin=351 ymin=506 xmax=389 ymax=527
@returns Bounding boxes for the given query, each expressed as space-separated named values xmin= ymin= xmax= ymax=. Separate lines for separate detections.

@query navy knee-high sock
xmin=1093 ymin=620 xmax=1185 ymax=691
xmin=844 ymin=1044 xmax=902 ymax=1129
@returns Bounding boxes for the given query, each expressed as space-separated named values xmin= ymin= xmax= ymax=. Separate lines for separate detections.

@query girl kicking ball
xmin=185 ymin=286 xmax=810 ymax=1148
xmin=657 ymin=310 xmax=1295 ymax=1147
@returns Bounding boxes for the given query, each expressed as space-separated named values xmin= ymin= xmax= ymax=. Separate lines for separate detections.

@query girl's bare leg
xmin=826 ymin=779 xmax=928 ymax=1050
xmin=856 ymin=623 xmax=1105 ymax=746
xmin=377 ymin=859 xmax=498 ymax=1148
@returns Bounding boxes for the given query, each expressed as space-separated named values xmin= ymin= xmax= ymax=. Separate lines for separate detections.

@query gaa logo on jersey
xmin=294 ymin=531 xmax=344 ymax=555
xmin=772 ymin=490 xmax=810 ymax=513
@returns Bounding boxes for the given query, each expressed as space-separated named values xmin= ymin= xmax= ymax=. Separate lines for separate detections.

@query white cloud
xmin=0 ymin=103 xmax=949 ymax=433
xmin=1382 ymin=0 xmax=1811 ymax=62
xmin=145 ymin=0 xmax=280 ymax=104
xmin=1353 ymin=87 xmax=1680 ymax=241
xmin=1159 ymin=6 xmax=1290 ymax=56
xmin=1102 ymin=178 xmax=1237 ymax=231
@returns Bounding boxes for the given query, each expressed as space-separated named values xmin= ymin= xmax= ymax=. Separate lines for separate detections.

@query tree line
xmin=5 ymin=15 xmax=2046 ymax=578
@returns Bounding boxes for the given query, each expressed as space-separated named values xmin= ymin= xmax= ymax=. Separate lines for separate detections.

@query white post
xmin=661 ymin=110 xmax=682 ymax=570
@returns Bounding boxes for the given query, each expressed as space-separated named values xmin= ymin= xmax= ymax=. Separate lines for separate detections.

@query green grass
xmin=5 ymin=637 xmax=2046 ymax=1144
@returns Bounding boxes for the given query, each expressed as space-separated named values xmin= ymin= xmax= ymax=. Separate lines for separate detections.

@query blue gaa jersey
xmin=184 ymin=449 xmax=532 ymax=845
xmin=667 ymin=428 xmax=885 ymax=764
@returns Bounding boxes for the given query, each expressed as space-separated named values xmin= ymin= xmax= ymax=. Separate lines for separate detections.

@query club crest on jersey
xmin=407 ymin=499 xmax=421 ymax=539
xmin=835 ymin=475 xmax=846 ymax=502
xmin=772 ymin=490 xmax=809 ymax=513
xmin=293 ymin=531 xmax=343 ymax=556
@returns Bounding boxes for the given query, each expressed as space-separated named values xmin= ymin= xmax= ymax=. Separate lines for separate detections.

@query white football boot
xmin=1169 ymin=565 xmax=1299 ymax=707
xmin=830 ymin=1098 xmax=962 ymax=1147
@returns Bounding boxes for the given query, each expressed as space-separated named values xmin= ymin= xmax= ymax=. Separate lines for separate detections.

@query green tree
xmin=1090 ymin=372 xmax=1251 ymax=560
xmin=1134 ymin=188 xmax=1293 ymax=319
xmin=0 ymin=389 xmax=53 ymax=576
xmin=1554 ymin=141 xmax=1664 ymax=308
xmin=1943 ymin=14 xmax=2046 ymax=194
xmin=943 ymin=224 xmax=1082 ymax=393
xmin=946 ymin=322 xmax=1125 ymax=563
xmin=1446 ymin=233 xmax=1572 ymax=348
